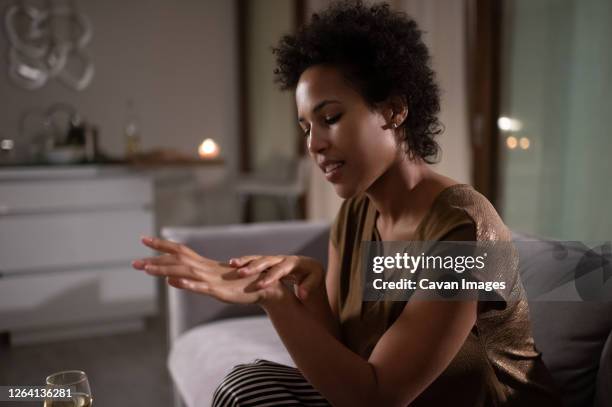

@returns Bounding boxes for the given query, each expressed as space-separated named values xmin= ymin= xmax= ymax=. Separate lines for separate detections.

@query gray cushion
xmin=513 ymin=233 xmax=612 ymax=407
xmin=595 ymin=330 xmax=612 ymax=407
xmin=168 ymin=316 xmax=293 ymax=407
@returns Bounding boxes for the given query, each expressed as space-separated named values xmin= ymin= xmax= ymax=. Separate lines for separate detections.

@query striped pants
xmin=212 ymin=359 xmax=331 ymax=406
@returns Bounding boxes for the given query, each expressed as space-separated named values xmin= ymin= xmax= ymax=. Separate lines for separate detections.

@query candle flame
xmin=198 ymin=138 xmax=220 ymax=159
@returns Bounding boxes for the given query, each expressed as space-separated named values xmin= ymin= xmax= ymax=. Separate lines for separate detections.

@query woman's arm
xmin=298 ymin=240 xmax=342 ymax=339
xmin=261 ymin=291 xmax=477 ymax=407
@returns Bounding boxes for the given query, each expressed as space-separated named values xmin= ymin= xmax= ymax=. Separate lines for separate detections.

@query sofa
xmin=162 ymin=221 xmax=612 ymax=407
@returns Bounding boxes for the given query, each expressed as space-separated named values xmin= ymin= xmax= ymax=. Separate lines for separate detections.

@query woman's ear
xmin=381 ymin=95 xmax=409 ymax=130
xmin=390 ymin=95 xmax=409 ymax=127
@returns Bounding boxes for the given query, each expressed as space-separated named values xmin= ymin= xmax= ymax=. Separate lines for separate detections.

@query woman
xmin=132 ymin=2 xmax=562 ymax=406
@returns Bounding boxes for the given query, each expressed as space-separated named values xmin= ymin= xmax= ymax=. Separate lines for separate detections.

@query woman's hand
xmin=229 ymin=255 xmax=324 ymax=300
xmin=132 ymin=236 xmax=289 ymax=305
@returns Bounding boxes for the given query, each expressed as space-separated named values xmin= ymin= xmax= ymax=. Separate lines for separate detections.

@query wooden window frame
xmin=465 ymin=0 xmax=503 ymax=208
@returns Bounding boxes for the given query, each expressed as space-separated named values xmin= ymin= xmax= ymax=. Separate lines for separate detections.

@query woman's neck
xmin=365 ymin=155 xmax=454 ymax=236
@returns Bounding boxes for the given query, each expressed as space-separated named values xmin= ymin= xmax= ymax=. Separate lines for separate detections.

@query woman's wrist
xmin=258 ymin=281 xmax=294 ymax=310
xmin=255 ymin=256 xmax=325 ymax=310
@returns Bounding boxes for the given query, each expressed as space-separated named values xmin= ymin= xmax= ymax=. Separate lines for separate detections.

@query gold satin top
xmin=330 ymin=184 xmax=562 ymax=406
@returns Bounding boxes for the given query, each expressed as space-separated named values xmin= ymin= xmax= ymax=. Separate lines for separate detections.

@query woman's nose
xmin=306 ymin=128 xmax=330 ymax=155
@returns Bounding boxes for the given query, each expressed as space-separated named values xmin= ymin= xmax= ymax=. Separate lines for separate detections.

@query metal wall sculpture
xmin=4 ymin=0 xmax=94 ymax=91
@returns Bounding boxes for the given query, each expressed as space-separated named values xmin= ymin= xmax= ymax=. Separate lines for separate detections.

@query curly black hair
xmin=273 ymin=0 xmax=442 ymax=163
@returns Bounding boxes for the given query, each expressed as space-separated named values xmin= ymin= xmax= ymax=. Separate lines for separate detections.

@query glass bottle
xmin=124 ymin=99 xmax=141 ymax=158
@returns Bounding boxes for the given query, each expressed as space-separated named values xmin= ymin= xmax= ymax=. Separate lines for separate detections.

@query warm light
xmin=506 ymin=136 xmax=518 ymax=149
xmin=519 ymin=137 xmax=530 ymax=150
xmin=1 ymin=139 xmax=14 ymax=150
xmin=497 ymin=117 xmax=523 ymax=132
xmin=198 ymin=138 xmax=220 ymax=159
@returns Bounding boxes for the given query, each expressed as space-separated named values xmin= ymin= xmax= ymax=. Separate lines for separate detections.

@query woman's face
xmin=296 ymin=65 xmax=399 ymax=198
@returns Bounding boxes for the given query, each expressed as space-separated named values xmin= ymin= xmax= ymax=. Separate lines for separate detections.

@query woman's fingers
xmin=259 ymin=257 xmax=302 ymax=287
xmin=141 ymin=236 xmax=180 ymax=253
xmin=167 ymin=277 xmax=210 ymax=293
xmin=133 ymin=253 xmax=208 ymax=280
xmin=228 ymin=255 xmax=261 ymax=267
xmin=141 ymin=236 xmax=201 ymax=259
xmin=132 ymin=253 xmax=194 ymax=270
xmin=238 ymin=256 xmax=284 ymax=276
xmin=142 ymin=263 xmax=207 ymax=281
xmin=296 ymin=269 xmax=319 ymax=300
xmin=132 ymin=254 xmax=175 ymax=269
xmin=257 ymin=261 xmax=293 ymax=287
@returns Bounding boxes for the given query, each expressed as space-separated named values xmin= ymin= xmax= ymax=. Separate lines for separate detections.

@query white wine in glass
xmin=44 ymin=370 xmax=93 ymax=407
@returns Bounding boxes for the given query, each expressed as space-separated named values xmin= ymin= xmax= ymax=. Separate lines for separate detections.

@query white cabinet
xmin=0 ymin=166 xmax=157 ymax=345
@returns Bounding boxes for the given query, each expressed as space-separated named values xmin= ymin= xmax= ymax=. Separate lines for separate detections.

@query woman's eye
xmin=324 ymin=114 xmax=342 ymax=125
xmin=302 ymin=127 xmax=311 ymax=137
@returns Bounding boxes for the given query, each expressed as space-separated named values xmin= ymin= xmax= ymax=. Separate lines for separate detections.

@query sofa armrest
xmin=162 ymin=221 xmax=329 ymax=345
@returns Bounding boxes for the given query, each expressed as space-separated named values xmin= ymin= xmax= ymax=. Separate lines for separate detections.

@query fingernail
xmin=141 ymin=236 xmax=153 ymax=243
xmin=229 ymin=258 xmax=237 ymax=264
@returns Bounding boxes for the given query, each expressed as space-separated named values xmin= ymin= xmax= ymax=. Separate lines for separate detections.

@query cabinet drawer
xmin=0 ymin=266 xmax=156 ymax=331
xmin=0 ymin=177 xmax=152 ymax=214
xmin=0 ymin=209 xmax=153 ymax=273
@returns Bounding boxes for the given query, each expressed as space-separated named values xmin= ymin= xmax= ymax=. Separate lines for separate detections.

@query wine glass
xmin=44 ymin=370 xmax=93 ymax=406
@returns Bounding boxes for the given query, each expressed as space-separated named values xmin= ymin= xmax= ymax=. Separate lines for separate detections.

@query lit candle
xmin=198 ymin=138 xmax=220 ymax=159
xmin=506 ymin=136 xmax=518 ymax=150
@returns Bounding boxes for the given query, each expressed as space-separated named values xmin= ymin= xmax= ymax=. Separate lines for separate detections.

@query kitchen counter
xmin=0 ymin=158 xmax=225 ymax=181
xmin=0 ymin=167 xmax=157 ymax=344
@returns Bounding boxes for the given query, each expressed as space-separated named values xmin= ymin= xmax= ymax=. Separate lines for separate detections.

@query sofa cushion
xmin=513 ymin=234 xmax=612 ymax=407
xmin=595 ymin=330 xmax=612 ymax=407
xmin=168 ymin=316 xmax=293 ymax=407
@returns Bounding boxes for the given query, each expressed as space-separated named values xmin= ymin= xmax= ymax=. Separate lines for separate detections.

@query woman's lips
xmin=323 ymin=161 xmax=345 ymax=182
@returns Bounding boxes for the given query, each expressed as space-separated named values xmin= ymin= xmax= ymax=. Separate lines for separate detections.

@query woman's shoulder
xmin=427 ymin=184 xmax=520 ymax=311
xmin=422 ymin=184 xmax=512 ymax=242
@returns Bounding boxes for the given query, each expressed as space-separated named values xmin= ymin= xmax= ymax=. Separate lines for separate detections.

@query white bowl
xmin=44 ymin=147 xmax=85 ymax=164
